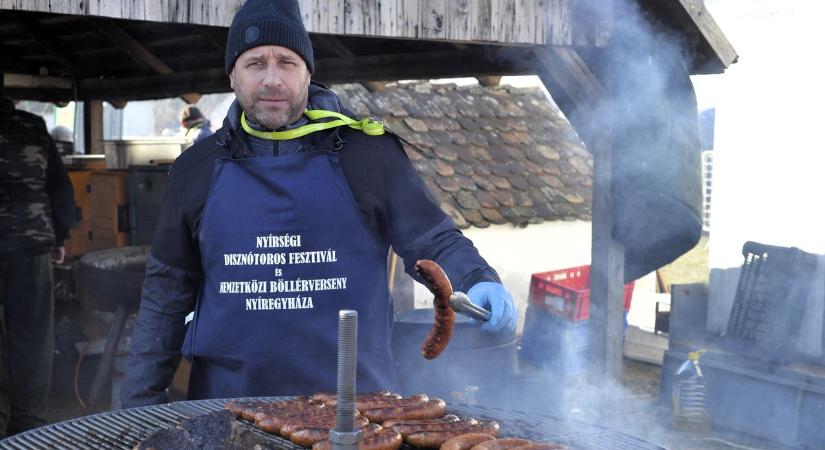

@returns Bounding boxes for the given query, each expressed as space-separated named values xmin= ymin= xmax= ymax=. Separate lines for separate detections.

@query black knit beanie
xmin=225 ymin=0 xmax=314 ymax=74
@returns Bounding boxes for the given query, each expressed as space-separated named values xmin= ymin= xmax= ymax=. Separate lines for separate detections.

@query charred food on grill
xmin=135 ymin=409 xmax=269 ymax=450
xmin=219 ymin=392 xmax=570 ymax=449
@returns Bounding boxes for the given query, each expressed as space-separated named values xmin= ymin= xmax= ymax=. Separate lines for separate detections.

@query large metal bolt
xmin=331 ymin=310 xmax=360 ymax=450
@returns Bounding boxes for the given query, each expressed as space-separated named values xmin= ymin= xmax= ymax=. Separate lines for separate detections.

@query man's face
xmin=230 ymin=45 xmax=311 ymax=130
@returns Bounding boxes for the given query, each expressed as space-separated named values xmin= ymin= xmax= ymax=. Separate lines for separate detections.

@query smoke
xmin=511 ymin=0 xmax=705 ymax=446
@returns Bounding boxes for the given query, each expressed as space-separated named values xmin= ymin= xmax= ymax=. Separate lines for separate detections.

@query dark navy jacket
xmin=121 ymin=92 xmax=499 ymax=408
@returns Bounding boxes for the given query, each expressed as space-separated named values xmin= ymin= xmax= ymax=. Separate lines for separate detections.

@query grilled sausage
xmin=382 ymin=415 xmax=460 ymax=428
xmin=256 ymin=406 xmax=330 ymax=435
xmin=224 ymin=400 xmax=261 ymax=417
xmin=280 ymin=409 xmax=361 ymax=436
xmin=312 ymin=391 xmax=403 ymax=406
xmin=361 ymin=428 xmax=404 ymax=450
xmin=440 ymin=433 xmax=496 ymax=450
xmin=509 ymin=444 xmax=568 ymax=450
xmin=225 ymin=397 xmax=309 ymax=419
xmin=360 ymin=423 xmax=385 ymax=434
xmin=356 ymin=394 xmax=429 ymax=411
xmin=415 ymin=260 xmax=455 ymax=360
xmin=406 ymin=420 xmax=500 ymax=448
xmin=246 ymin=399 xmax=314 ymax=422
xmin=470 ymin=438 xmax=533 ymax=450
xmin=312 ymin=427 xmax=403 ymax=450
xmin=281 ymin=417 xmax=335 ymax=437
xmin=391 ymin=418 xmax=479 ymax=437
xmin=285 ymin=415 xmax=370 ymax=438
xmin=363 ymin=398 xmax=447 ymax=422
xmin=311 ymin=424 xmax=385 ymax=450
xmin=291 ymin=428 xmax=331 ymax=447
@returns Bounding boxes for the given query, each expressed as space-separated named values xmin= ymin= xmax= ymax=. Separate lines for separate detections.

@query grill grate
xmin=0 ymin=398 xmax=667 ymax=450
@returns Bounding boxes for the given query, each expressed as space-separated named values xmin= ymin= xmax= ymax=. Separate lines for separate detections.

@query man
xmin=121 ymin=0 xmax=516 ymax=407
xmin=179 ymin=105 xmax=214 ymax=144
xmin=0 ymin=77 xmax=75 ymax=435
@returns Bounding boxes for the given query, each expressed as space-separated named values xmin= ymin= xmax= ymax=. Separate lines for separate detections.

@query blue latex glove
xmin=467 ymin=282 xmax=516 ymax=333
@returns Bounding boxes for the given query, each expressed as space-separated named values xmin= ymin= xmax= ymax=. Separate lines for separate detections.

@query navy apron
xmin=183 ymin=146 xmax=399 ymax=399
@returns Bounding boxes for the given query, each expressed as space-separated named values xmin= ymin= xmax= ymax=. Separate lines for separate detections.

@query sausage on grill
xmin=224 ymin=400 xmax=262 ymax=418
xmin=312 ymin=391 xmax=403 ymax=406
xmin=406 ymin=420 xmax=500 ymax=448
xmin=256 ymin=406 xmax=330 ymax=435
xmin=414 ymin=260 xmax=455 ymax=360
xmin=390 ymin=418 xmax=479 ymax=437
xmin=440 ymin=433 xmax=496 ymax=450
xmin=363 ymin=398 xmax=447 ymax=422
xmin=312 ymin=427 xmax=403 ymax=450
xmin=290 ymin=428 xmax=331 ymax=447
xmin=247 ymin=398 xmax=320 ymax=422
xmin=356 ymin=394 xmax=429 ymax=411
xmin=382 ymin=415 xmax=460 ymax=428
xmin=280 ymin=411 xmax=364 ymax=436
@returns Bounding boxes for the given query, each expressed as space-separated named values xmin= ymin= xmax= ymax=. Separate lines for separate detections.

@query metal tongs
xmin=449 ymin=291 xmax=491 ymax=322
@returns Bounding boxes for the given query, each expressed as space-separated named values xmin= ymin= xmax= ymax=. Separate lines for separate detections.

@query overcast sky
xmin=692 ymin=0 xmax=825 ymax=266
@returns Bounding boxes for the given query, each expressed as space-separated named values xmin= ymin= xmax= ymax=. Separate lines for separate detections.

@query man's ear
xmin=229 ymin=70 xmax=235 ymax=90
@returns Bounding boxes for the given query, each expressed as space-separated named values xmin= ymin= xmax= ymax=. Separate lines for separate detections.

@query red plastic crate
xmin=529 ymin=265 xmax=634 ymax=321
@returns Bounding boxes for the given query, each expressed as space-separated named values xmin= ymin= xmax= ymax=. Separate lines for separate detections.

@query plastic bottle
xmin=671 ymin=349 xmax=711 ymax=433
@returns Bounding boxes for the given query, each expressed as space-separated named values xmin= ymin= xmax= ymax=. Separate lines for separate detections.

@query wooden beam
xmin=476 ymin=76 xmax=501 ymax=87
xmin=92 ymin=19 xmax=172 ymax=74
xmin=0 ymin=43 xmax=39 ymax=74
xmin=0 ymin=1 xmax=596 ymax=47
xmin=315 ymin=47 xmax=535 ymax=84
xmin=313 ymin=35 xmax=385 ymax=93
xmin=535 ymin=46 xmax=604 ymax=146
xmin=536 ymin=46 xmax=602 ymax=107
xmin=534 ymin=44 xmax=625 ymax=383
xmin=3 ymin=73 xmax=73 ymax=90
xmin=10 ymin=45 xmax=536 ymax=103
xmin=313 ymin=35 xmax=354 ymax=58
xmin=665 ymin=0 xmax=737 ymax=71
xmin=362 ymin=81 xmax=387 ymax=92
xmin=588 ymin=128 xmax=627 ymax=382
xmin=91 ymin=18 xmax=201 ymax=104
xmin=15 ymin=15 xmax=85 ymax=76
xmin=83 ymin=100 xmax=104 ymax=155
xmin=76 ymin=68 xmax=229 ymax=102
xmin=198 ymin=29 xmax=226 ymax=52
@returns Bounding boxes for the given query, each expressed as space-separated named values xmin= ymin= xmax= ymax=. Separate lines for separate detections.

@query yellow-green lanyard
xmin=241 ymin=109 xmax=384 ymax=140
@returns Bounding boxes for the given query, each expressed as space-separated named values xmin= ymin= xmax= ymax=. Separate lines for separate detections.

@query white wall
xmin=413 ymin=221 xmax=592 ymax=332
xmin=410 ymin=220 xmax=661 ymax=334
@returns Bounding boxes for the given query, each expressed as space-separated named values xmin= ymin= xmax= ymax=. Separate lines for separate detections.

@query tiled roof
xmin=332 ymin=82 xmax=593 ymax=229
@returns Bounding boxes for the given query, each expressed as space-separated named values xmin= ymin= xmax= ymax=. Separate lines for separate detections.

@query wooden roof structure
xmin=0 ymin=0 xmax=737 ymax=380
xmin=1 ymin=0 xmax=736 ymax=105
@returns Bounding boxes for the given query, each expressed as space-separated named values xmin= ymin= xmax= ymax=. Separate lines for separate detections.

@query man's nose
xmin=262 ymin=65 xmax=284 ymax=88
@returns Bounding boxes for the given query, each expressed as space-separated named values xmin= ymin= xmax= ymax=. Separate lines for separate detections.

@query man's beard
xmin=242 ymin=89 xmax=308 ymax=130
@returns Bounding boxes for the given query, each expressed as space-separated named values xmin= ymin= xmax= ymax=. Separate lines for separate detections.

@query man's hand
xmin=51 ymin=246 xmax=66 ymax=264
xmin=467 ymin=282 xmax=516 ymax=333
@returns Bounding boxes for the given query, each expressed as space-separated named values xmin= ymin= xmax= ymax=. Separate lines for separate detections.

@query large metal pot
xmin=78 ymin=245 xmax=150 ymax=311
xmin=392 ymin=308 xmax=518 ymax=401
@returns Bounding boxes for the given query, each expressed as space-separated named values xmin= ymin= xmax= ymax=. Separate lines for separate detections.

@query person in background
xmin=121 ymin=0 xmax=517 ymax=408
xmin=49 ymin=125 xmax=74 ymax=156
xmin=0 ymin=73 xmax=75 ymax=435
xmin=179 ymin=105 xmax=214 ymax=145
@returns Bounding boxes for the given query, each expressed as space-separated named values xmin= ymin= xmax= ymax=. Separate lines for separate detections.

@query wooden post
xmin=588 ymin=129 xmax=626 ymax=380
xmin=535 ymin=45 xmax=626 ymax=380
xmin=83 ymin=100 xmax=104 ymax=155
